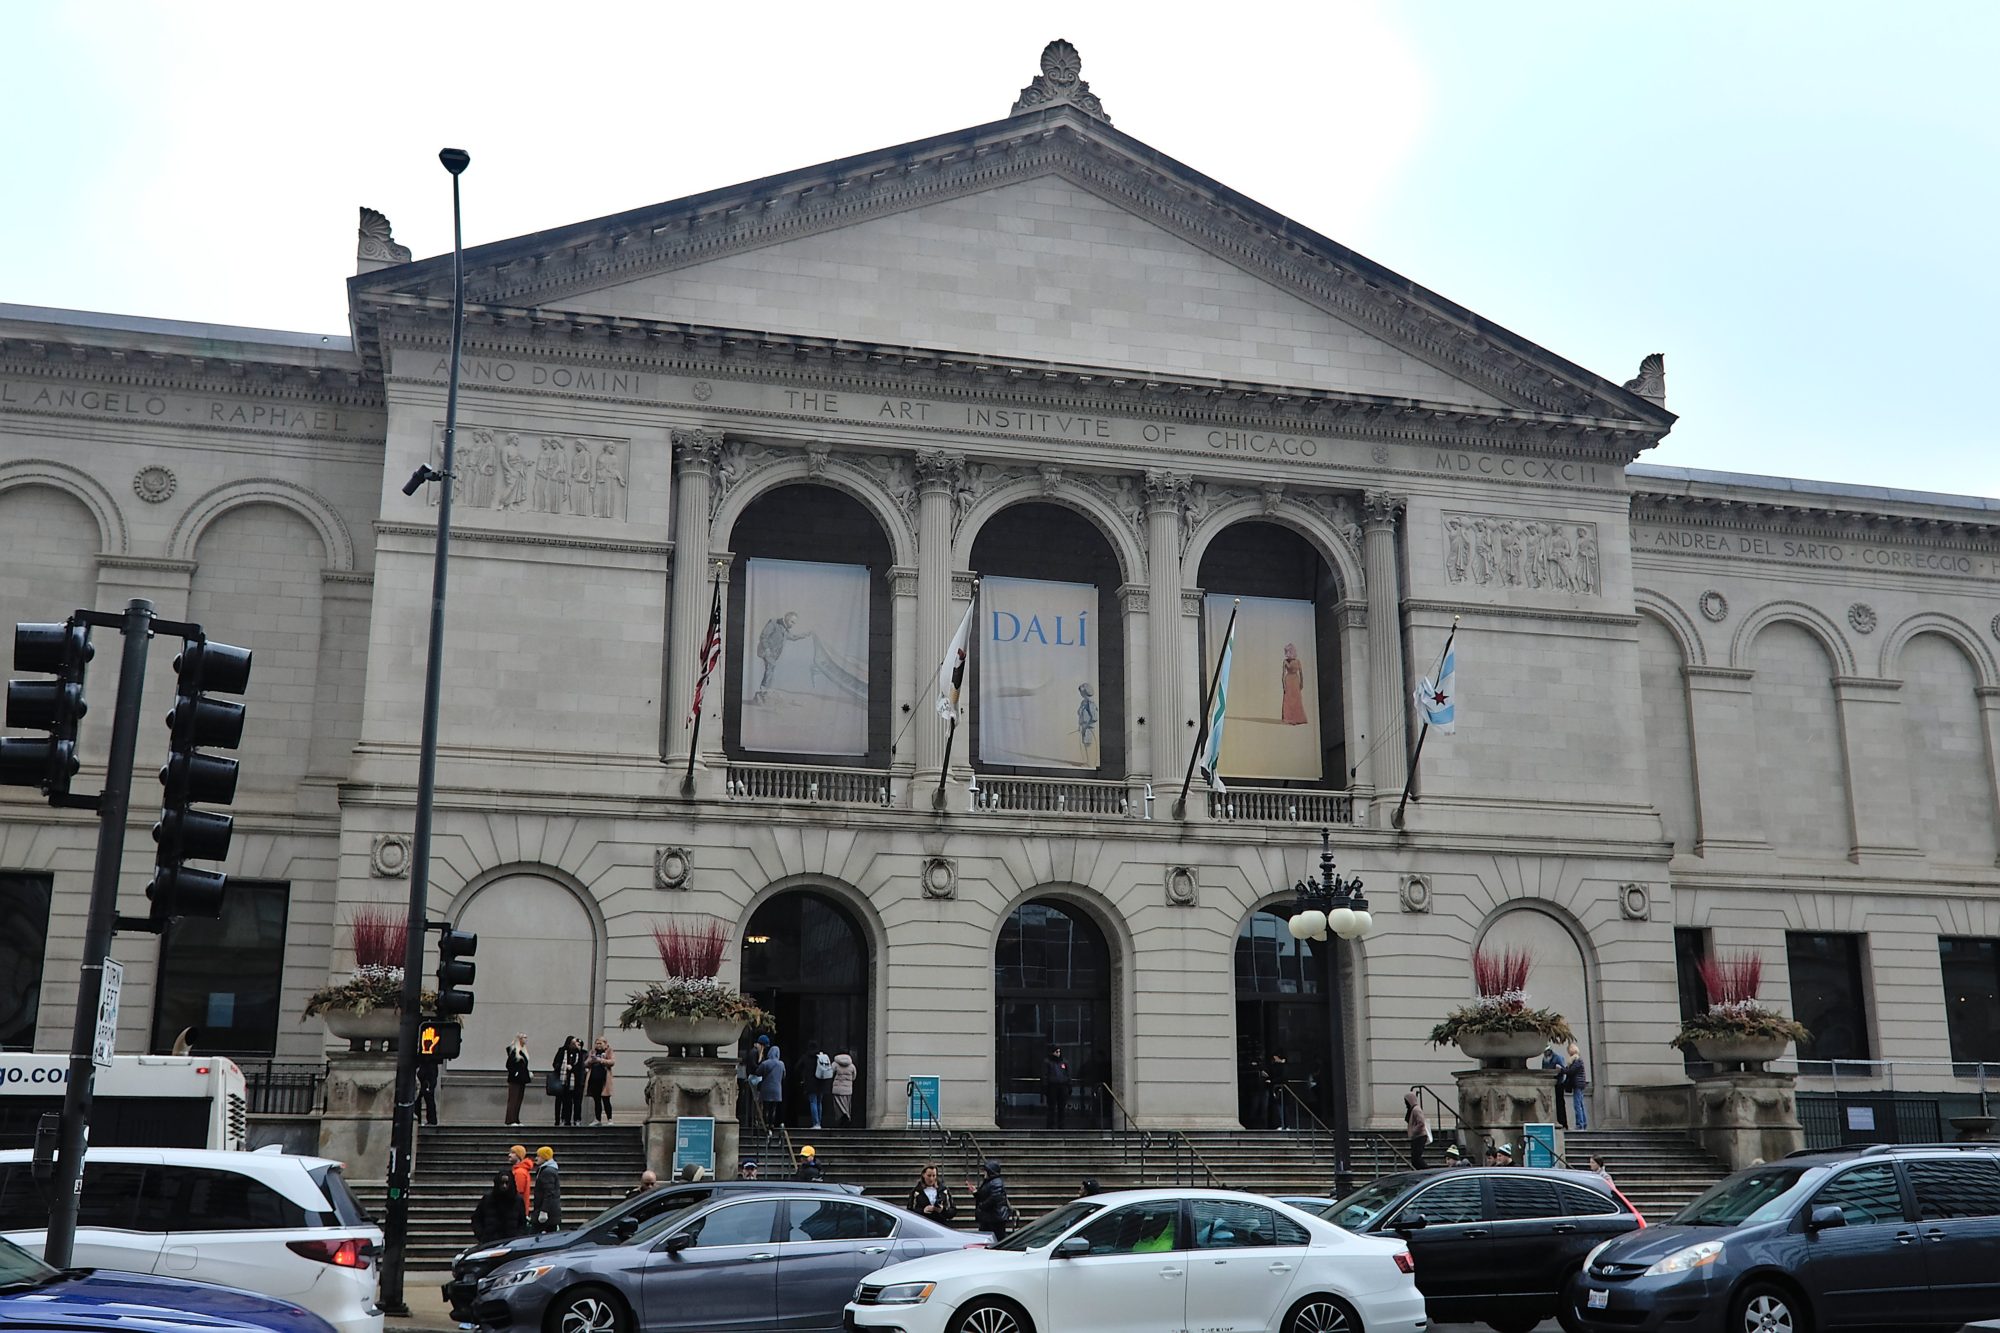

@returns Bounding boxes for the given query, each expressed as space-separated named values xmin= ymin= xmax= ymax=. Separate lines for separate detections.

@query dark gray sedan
xmin=472 ymin=1190 xmax=973 ymax=1333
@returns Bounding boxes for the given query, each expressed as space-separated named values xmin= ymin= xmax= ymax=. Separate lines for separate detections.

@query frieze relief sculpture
xmin=433 ymin=425 xmax=628 ymax=521
xmin=1443 ymin=512 xmax=1600 ymax=595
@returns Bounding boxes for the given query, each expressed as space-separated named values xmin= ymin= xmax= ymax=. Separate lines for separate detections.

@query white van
xmin=0 ymin=1054 xmax=248 ymax=1151
xmin=0 ymin=1146 xmax=383 ymax=1333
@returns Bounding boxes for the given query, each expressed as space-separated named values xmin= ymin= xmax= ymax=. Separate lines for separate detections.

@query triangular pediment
xmin=353 ymin=108 xmax=1672 ymax=426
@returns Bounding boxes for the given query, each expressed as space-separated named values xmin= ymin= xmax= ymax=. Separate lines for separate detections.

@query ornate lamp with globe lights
xmin=1286 ymin=828 xmax=1372 ymax=1196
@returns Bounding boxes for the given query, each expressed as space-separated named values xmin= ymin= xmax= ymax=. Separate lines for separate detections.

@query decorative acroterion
xmin=1011 ymin=39 xmax=1111 ymax=122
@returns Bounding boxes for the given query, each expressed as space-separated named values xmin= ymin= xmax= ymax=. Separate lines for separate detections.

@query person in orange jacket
xmin=509 ymin=1144 xmax=532 ymax=1212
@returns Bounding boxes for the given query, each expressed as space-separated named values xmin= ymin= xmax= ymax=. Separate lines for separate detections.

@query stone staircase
xmin=348 ymin=1124 xmax=646 ymax=1270
xmin=1558 ymin=1129 xmax=1729 ymax=1222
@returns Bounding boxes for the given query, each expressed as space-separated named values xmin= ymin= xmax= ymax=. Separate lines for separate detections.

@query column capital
xmin=1143 ymin=469 xmax=1191 ymax=515
xmin=670 ymin=427 xmax=724 ymax=474
xmin=1362 ymin=490 xmax=1407 ymax=529
xmin=913 ymin=449 xmax=966 ymax=493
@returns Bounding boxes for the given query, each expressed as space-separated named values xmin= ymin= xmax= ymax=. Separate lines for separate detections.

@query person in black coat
xmin=503 ymin=1035 xmax=531 ymax=1127
xmin=552 ymin=1037 xmax=586 ymax=1127
xmin=967 ymin=1159 xmax=1012 ymax=1239
xmin=470 ymin=1168 xmax=524 ymax=1244
xmin=1043 ymin=1045 xmax=1071 ymax=1129
xmin=531 ymin=1147 xmax=562 ymax=1232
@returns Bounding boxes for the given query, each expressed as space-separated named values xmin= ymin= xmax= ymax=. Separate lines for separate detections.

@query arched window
xmin=1233 ymin=906 xmax=1330 ymax=1128
xmin=995 ymin=899 xmax=1111 ymax=1128
xmin=742 ymin=890 xmax=870 ymax=1126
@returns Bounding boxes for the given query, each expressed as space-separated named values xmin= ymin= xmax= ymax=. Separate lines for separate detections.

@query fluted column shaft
xmin=664 ymin=428 xmax=722 ymax=770
xmin=1144 ymin=471 xmax=1188 ymax=786
xmin=1363 ymin=491 xmax=1408 ymax=798
xmin=913 ymin=451 xmax=963 ymax=780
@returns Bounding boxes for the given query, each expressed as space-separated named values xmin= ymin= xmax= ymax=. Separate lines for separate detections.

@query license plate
xmin=1587 ymin=1289 xmax=1609 ymax=1309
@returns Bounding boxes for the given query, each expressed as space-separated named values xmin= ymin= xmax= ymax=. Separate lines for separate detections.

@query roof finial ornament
xmin=1623 ymin=352 xmax=1666 ymax=404
xmin=1011 ymin=39 xmax=1111 ymax=123
xmin=356 ymin=206 xmax=412 ymax=274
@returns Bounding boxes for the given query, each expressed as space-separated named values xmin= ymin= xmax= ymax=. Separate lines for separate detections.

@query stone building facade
xmin=3 ymin=45 xmax=1996 ymax=1141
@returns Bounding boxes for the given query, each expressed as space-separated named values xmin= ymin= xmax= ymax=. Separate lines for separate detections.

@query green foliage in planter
xmin=1669 ymin=1005 xmax=1810 ymax=1051
xmin=1429 ymin=1000 xmax=1574 ymax=1048
xmin=301 ymin=965 xmax=437 ymax=1019
xmin=619 ymin=976 xmax=775 ymax=1032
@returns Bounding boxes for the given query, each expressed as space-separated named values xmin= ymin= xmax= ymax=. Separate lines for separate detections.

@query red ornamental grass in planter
xmin=1670 ymin=950 xmax=1808 ymax=1068
xmin=1430 ymin=945 xmax=1573 ymax=1064
xmin=303 ymin=906 xmax=434 ymax=1043
xmin=622 ymin=917 xmax=772 ymax=1050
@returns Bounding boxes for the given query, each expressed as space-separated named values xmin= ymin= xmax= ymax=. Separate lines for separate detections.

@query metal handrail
xmin=1413 ymin=1084 xmax=1461 ymax=1145
xmin=1769 ymin=1057 xmax=1998 ymax=1111
xmin=1164 ymin=1130 xmax=1228 ymax=1188
xmin=905 ymin=1078 xmax=950 ymax=1161
xmin=1098 ymin=1081 xmax=1150 ymax=1180
xmin=1277 ymin=1086 xmax=1336 ymax=1176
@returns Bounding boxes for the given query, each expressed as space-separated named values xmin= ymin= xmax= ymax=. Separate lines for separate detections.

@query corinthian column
xmin=912 ymin=450 xmax=964 ymax=783
xmin=1143 ymin=470 xmax=1187 ymax=796
xmin=665 ymin=428 xmax=723 ymax=773
xmin=1363 ymin=490 xmax=1408 ymax=801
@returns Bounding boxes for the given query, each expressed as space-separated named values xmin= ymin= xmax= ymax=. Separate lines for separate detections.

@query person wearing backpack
xmin=809 ymin=1045 xmax=836 ymax=1129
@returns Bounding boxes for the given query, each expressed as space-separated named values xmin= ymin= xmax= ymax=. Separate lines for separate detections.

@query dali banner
xmin=1203 ymin=593 xmax=1322 ymax=781
xmin=740 ymin=558 xmax=870 ymax=756
xmin=979 ymin=575 xmax=1100 ymax=770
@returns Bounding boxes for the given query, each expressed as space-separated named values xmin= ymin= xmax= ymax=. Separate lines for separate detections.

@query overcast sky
xmin=7 ymin=2 xmax=1994 ymax=497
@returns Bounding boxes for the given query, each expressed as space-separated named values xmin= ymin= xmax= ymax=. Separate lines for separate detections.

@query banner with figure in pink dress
xmin=1202 ymin=594 xmax=1322 ymax=781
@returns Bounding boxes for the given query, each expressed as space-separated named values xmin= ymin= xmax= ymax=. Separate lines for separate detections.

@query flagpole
xmin=1392 ymin=617 xmax=1457 ymax=830
xmin=934 ymin=717 xmax=956 ymax=811
xmin=1175 ymin=599 xmax=1238 ymax=820
xmin=683 ymin=564 xmax=722 ymax=792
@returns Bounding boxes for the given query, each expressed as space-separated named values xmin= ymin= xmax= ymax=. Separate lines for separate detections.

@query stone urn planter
xmin=642 ymin=1016 xmax=744 ymax=1053
xmin=1458 ymin=1031 xmax=1551 ymax=1069
xmin=1694 ymin=1034 xmax=1788 ymax=1071
xmin=320 ymin=1006 xmax=402 ymax=1047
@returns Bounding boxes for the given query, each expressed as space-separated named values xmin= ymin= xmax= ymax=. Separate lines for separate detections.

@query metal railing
xmin=1206 ymin=787 xmax=1358 ymax=825
xmin=905 ymin=1077 xmax=952 ymax=1164
xmin=1160 ymin=1130 xmax=1228 ymax=1188
xmin=1771 ymin=1056 xmax=1998 ymax=1108
xmin=726 ymin=762 xmax=893 ymax=806
xmin=1278 ymin=1086 xmax=1334 ymax=1177
xmin=1099 ymin=1082 xmax=1150 ymax=1179
xmin=971 ymin=776 xmax=1131 ymax=815
xmin=1413 ymin=1083 xmax=1462 ymax=1151
xmin=239 ymin=1061 xmax=327 ymax=1116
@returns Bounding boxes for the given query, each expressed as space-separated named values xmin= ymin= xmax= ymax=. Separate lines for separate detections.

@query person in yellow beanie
xmin=531 ymin=1146 xmax=562 ymax=1231
xmin=796 ymin=1144 xmax=824 ymax=1182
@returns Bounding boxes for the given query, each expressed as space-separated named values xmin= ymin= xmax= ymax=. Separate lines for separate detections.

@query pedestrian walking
xmin=1043 ymin=1045 xmax=1071 ymax=1129
xmin=907 ymin=1164 xmax=955 ymax=1223
xmin=531 ymin=1146 xmax=562 ymax=1233
xmin=509 ymin=1145 xmax=532 ymax=1213
xmin=795 ymin=1144 xmax=824 ymax=1182
xmin=1541 ymin=1042 xmax=1569 ymax=1129
xmin=757 ymin=1044 xmax=787 ymax=1129
xmin=809 ymin=1045 xmax=835 ymax=1129
xmin=471 ymin=1168 xmax=525 ymax=1243
xmin=624 ymin=1169 xmax=657 ymax=1199
xmin=416 ymin=1054 xmax=440 ymax=1127
xmin=829 ymin=1050 xmax=857 ymax=1127
xmin=503 ymin=1035 xmax=531 ymax=1126
xmin=1403 ymin=1087 xmax=1430 ymax=1169
xmin=968 ymin=1159 xmax=1013 ymax=1240
xmin=1565 ymin=1042 xmax=1590 ymax=1129
xmin=586 ymin=1036 xmax=617 ymax=1125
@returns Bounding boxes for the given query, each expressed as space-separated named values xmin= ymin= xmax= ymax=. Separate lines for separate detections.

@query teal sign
xmin=1523 ymin=1122 xmax=1557 ymax=1168
xmin=674 ymin=1116 xmax=715 ymax=1176
xmin=906 ymin=1075 xmax=942 ymax=1127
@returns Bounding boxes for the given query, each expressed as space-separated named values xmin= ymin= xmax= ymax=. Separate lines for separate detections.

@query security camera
xmin=402 ymin=465 xmax=445 ymax=496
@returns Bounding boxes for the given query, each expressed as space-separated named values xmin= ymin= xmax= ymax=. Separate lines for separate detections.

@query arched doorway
xmin=994 ymin=898 xmax=1111 ymax=1128
xmin=454 ymin=873 xmax=599 ymax=1071
xmin=741 ymin=890 xmax=869 ymax=1127
xmin=1234 ymin=906 xmax=1334 ymax=1128
xmin=1479 ymin=907 xmax=1592 ymax=1072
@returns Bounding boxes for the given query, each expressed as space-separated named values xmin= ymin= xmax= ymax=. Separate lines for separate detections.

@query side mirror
xmin=1054 ymin=1236 xmax=1090 ymax=1259
xmin=1393 ymin=1212 xmax=1428 ymax=1232
xmin=1807 ymin=1205 xmax=1846 ymax=1232
xmin=662 ymin=1232 xmax=695 ymax=1255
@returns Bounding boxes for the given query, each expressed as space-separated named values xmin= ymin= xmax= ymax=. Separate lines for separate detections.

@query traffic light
xmin=435 ymin=929 xmax=477 ymax=1017
xmin=1 ymin=620 xmax=92 ymax=799
xmin=416 ymin=1019 xmax=462 ymax=1062
xmin=148 ymin=637 xmax=252 ymax=922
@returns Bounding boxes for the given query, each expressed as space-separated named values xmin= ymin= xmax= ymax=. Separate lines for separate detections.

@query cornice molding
xmin=0 ymin=342 xmax=379 ymax=408
xmin=1401 ymin=598 xmax=1639 ymax=630
xmin=95 ymin=553 xmax=197 ymax=574
xmin=374 ymin=520 xmax=671 ymax=558
xmin=1633 ymin=492 xmax=2000 ymax=551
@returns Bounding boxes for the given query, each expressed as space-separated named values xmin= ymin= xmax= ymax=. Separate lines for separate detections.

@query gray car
xmin=472 ymin=1190 xmax=972 ymax=1333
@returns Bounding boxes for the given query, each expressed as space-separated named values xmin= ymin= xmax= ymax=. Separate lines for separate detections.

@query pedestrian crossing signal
xmin=417 ymin=1020 xmax=461 ymax=1062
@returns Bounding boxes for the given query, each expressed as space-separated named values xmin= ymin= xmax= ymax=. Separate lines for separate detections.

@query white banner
xmin=740 ymin=558 xmax=870 ymax=756
xmin=979 ymin=576 xmax=1100 ymax=769
xmin=1202 ymin=594 xmax=1322 ymax=781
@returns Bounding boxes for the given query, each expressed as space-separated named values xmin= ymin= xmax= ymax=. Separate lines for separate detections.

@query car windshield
xmin=988 ymin=1200 xmax=1105 ymax=1251
xmin=1320 ymin=1175 xmax=1418 ymax=1230
xmin=627 ymin=1196 xmax=709 ymax=1245
xmin=0 ymin=1236 xmax=60 ymax=1290
xmin=1672 ymin=1165 xmax=1820 ymax=1227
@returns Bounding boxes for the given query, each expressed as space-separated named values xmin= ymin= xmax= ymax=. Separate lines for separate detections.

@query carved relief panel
xmin=1442 ymin=511 xmax=1599 ymax=595
xmin=431 ymin=424 xmax=630 ymax=522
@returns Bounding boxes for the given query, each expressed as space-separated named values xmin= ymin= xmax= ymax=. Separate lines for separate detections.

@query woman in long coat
xmin=586 ymin=1036 xmax=617 ymax=1125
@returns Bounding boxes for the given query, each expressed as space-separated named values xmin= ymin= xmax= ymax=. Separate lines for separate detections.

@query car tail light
xmin=288 ymin=1238 xmax=373 ymax=1268
xmin=1393 ymin=1250 xmax=1415 ymax=1275
xmin=1610 ymin=1185 xmax=1646 ymax=1227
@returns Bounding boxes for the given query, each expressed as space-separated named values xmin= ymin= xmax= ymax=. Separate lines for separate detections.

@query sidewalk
xmin=384 ymin=1272 xmax=460 ymax=1333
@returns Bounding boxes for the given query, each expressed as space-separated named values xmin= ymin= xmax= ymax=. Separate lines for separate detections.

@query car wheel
xmin=545 ymin=1286 xmax=628 ymax=1333
xmin=1284 ymin=1294 xmax=1362 ymax=1333
xmin=948 ymin=1299 xmax=1033 ymax=1333
xmin=1732 ymin=1281 xmax=1809 ymax=1333
xmin=1485 ymin=1318 xmax=1541 ymax=1333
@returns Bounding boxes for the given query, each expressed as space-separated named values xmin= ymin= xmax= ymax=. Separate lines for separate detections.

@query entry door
xmin=1045 ymin=1201 xmax=1187 ymax=1333
xmin=1385 ymin=1175 xmax=1488 ymax=1320
xmin=642 ymin=1200 xmax=781 ymax=1332
xmin=1803 ymin=1163 xmax=1926 ymax=1328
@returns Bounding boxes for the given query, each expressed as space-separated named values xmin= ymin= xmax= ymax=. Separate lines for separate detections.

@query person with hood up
xmin=757 ymin=1043 xmax=787 ymax=1128
xmin=531 ymin=1146 xmax=562 ymax=1232
xmin=1403 ymin=1086 xmax=1430 ymax=1168
xmin=470 ymin=1167 xmax=525 ymax=1244
xmin=967 ymin=1159 xmax=1013 ymax=1240
xmin=828 ymin=1050 xmax=858 ymax=1127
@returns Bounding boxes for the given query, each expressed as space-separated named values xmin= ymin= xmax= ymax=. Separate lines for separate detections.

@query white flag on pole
xmin=935 ymin=595 xmax=976 ymax=722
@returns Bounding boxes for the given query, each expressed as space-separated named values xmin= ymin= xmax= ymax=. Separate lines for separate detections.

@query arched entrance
xmin=1479 ymin=906 xmax=1593 ymax=1072
xmin=995 ymin=898 xmax=1111 ymax=1128
xmin=1234 ymin=906 xmax=1333 ymax=1128
xmin=741 ymin=890 xmax=869 ymax=1126
xmin=454 ymin=873 xmax=599 ymax=1071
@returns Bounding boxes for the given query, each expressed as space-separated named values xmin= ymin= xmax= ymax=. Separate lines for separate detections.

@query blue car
xmin=0 ymin=1234 xmax=334 ymax=1333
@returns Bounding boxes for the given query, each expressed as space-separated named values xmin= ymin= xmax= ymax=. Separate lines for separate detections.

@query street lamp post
xmin=1286 ymin=828 xmax=1372 ymax=1198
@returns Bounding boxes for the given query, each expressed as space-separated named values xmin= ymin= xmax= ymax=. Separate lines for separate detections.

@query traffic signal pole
xmin=44 ymin=597 xmax=154 ymax=1269
xmin=378 ymin=146 xmax=471 ymax=1317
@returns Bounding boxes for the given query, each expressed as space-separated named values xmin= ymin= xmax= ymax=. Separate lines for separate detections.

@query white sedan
xmin=842 ymin=1188 xmax=1426 ymax=1333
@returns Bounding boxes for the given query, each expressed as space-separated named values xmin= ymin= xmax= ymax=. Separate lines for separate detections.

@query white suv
xmin=0 ymin=1146 xmax=383 ymax=1333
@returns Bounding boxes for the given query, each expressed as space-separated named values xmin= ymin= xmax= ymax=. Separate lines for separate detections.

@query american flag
xmin=686 ymin=577 xmax=722 ymax=727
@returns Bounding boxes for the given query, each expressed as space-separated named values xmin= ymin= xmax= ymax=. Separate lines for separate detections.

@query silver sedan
xmin=473 ymin=1190 xmax=973 ymax=1333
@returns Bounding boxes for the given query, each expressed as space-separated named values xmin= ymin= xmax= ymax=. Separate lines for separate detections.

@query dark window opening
xmin=741 ymin=889 xmax=868 ymax=1127
xmin=0 ymin=873 xmax=52 ymax=1050
xmin=1940 ymin=938 xmax=2000 ymax=1075
xmin=1787 ymin=931 xmax=1871 ymax=1069
xmin=1675 ymin=927 xmax=1715 ymax=1078
xmin=996 ymin=898 xmax=1111 ymax=1128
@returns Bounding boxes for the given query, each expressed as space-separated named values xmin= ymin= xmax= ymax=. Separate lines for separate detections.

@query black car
xmin=1321 ymin=1167 xmax=1643 ymax=1333
xmin=442 ymin=1178 xmax=859 ymax=1320
xmin=1566 ymin=1143 xmax=2000 ymax=1333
